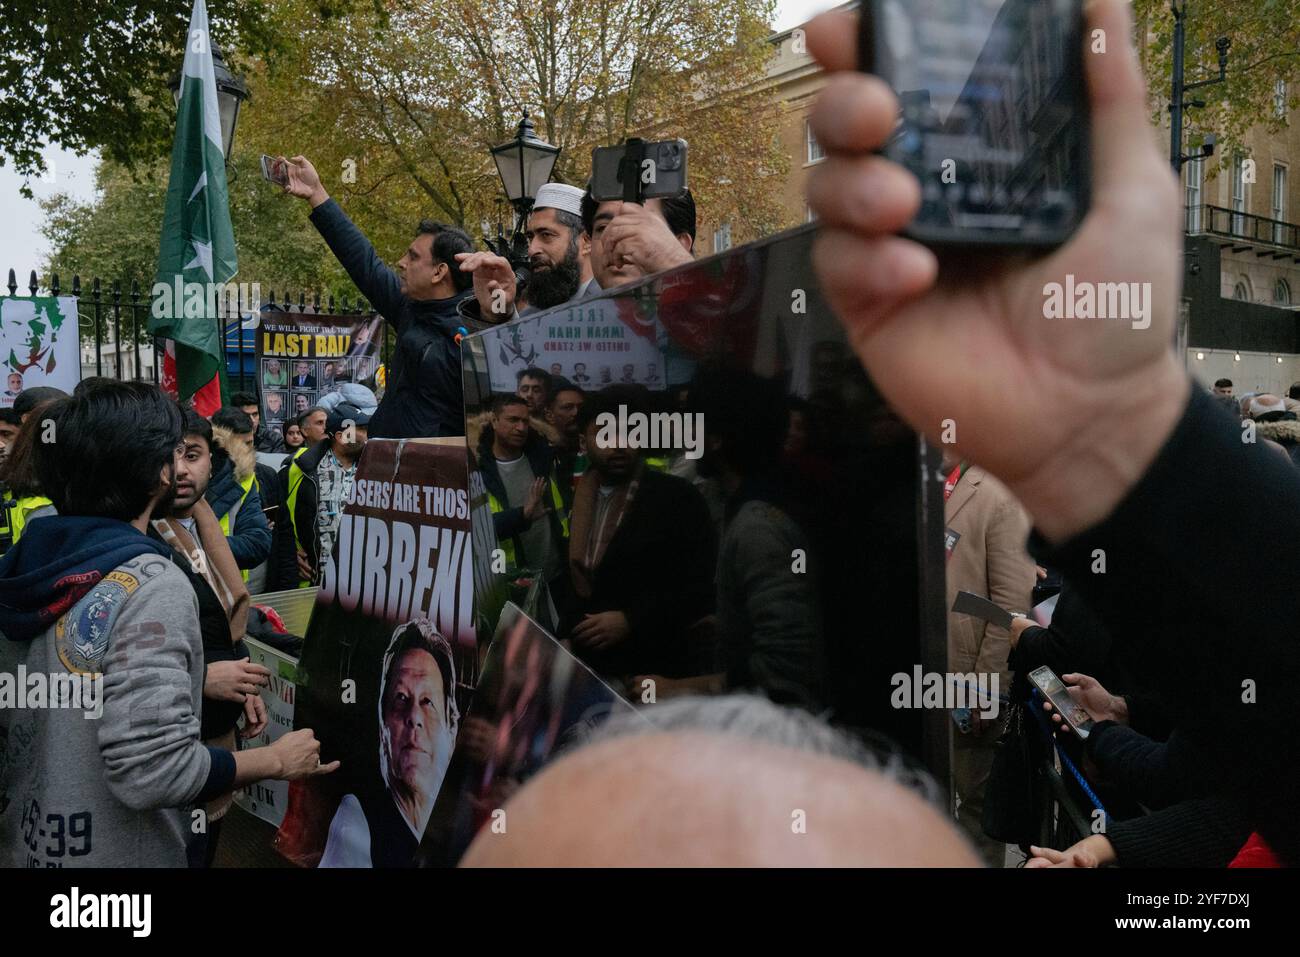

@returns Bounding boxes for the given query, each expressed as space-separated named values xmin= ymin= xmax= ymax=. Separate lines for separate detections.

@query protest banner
xmin=416 ymin=602 xmax=640 ymax=866
xmin=273 ymin=438 xmax=507 ymax=867
xmin=477 ymin=296 xmax=666 ymax=392
xmin=256 ymin=311 xmax=383 ymax=428
xmin=0 ymin=296 xmax=81 ymax=406
xmin=233 ymin=637 xmax=299 ymax=828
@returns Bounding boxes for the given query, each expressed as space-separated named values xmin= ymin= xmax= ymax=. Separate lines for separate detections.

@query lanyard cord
xmin=1027 ymin=688 xmax=1109 ymax=818
xmin=946 ymin=676 xmax=1109 ymax=818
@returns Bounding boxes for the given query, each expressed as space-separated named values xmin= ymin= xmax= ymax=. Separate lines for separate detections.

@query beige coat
xmin=944 ymin=464 xmax=1036 ymax=684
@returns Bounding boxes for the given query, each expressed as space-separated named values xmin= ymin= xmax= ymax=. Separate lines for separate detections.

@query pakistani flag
xmin=151 ymin=0 xmax=236 ymax=413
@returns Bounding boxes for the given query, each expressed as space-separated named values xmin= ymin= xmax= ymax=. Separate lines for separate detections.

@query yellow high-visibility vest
xmin=9 ymin=495 xmax=54 ymax=543
xmin=486 ymin=476 xmax=568 ymax=571
xmin=217 ymin=473 xmax=256 ymax=582
xmin=283 ymin=446 xmax=313 ymax=588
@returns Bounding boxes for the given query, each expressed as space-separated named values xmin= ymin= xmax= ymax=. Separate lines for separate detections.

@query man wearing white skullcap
xmin=521 ymin=182 xmax=596 ymax=312
xmin=453 ymin=181 xmax=597 ymax=325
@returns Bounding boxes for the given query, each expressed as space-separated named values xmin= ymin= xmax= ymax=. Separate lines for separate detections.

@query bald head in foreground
xmin=461 ymin=695 xmax=980 ymax=867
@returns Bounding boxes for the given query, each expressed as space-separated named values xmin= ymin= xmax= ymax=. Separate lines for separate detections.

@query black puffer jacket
xmin=271 ymin=440 xmax=332 ymax=588
xmin=1255 ymin=416 xmax=1300 ymax=468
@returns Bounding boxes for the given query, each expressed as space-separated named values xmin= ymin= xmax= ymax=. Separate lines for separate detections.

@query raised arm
xmin=284 ymin=155 xmax=405 ymax=322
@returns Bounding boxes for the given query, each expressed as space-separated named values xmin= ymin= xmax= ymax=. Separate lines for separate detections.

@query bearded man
xmin=520 ymin=183 xmax=595 ymax=312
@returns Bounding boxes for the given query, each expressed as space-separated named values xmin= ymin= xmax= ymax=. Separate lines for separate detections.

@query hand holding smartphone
xmin=1029 ymin=666 xmax=1095 ymax=738
xmin=260 ymin=154 xmax=290 ymax=188
xmin=589 ymin=139 xmax=688 ymax=204
xmin=859 ymin=0 xmax=1091 ymax=249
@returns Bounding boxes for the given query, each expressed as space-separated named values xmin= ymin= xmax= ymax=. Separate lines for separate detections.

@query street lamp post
xmin=1170 ymin=0 xmax=1229 ymax=174
xmin=168 ymin=43 xmax=250 ymax=163
xmin=489 ymin=111 xmax=561 ymax=267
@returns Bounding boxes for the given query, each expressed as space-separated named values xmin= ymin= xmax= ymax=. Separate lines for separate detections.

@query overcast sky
xmin=0 ymin=0 xmax=840 ymax=283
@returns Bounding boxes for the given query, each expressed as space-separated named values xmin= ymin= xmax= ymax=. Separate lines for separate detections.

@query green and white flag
xmin=151 ymin=0 xmax=236 ymax=412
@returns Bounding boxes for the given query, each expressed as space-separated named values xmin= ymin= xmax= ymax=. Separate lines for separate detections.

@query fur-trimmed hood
xmin=211 ymin=424 xmax=257 ymax=483
xmin=1256 ymin=418 xmax=1300 ymax=445
xmin=466 ymin=410 xmax=492 ymax=454
xmin=466 ymin=409 xmax=559 ymax=452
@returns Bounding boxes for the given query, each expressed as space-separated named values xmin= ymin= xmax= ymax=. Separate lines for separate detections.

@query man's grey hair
xmin=551 ymin=207 xmax=584 ymax=259
xmin=588 ymin=694 xmax=942 ymax=806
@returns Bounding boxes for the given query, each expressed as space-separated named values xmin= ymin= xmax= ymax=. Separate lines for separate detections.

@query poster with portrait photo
xmin=318 ymin=358 xmax=340 ymax=390
xmin=0 ymin=296 xmax=80 ymax=409
xmin=262 ymin=357 xmax=288 ymax=390
xmin=263 ymin=390 xmax=288 ymax=423
xmin=416 ymin=602 xmax=642 ymax=866
xmin=352 ymin=355 xmax=376 ymax=384
xmin=256 ymin=311 xmax=383 ymax=428
xmin=273 ymin=439 xmax=509 ymax=868
xmin=291 ymin=391 xmax=315 ymax=418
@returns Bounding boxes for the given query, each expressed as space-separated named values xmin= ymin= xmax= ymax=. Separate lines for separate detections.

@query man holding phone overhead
xmin=276 ymin=155 xmax=507 ymax=440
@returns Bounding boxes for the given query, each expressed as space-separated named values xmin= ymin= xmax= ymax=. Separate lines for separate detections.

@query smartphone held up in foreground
xmin=590 ymin=138 xmax=689 ymax=204
xmin=260 ymin=154 xmax=290 ymax=188
xmin=859 ymin=0 xmax=1091 ymax=249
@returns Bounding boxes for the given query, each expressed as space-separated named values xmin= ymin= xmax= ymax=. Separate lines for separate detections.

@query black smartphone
xmin=590 ymin=139 xmax=688 ymax=204
xmin=859 ymin=0 xmax=1091 ymax=249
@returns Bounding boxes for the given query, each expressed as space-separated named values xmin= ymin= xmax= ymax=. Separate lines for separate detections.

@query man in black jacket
xmin=147 ymin=409 xmax=271 ymax=865
xmin=561 ymin=388 xmax=716 ymax=686
xmin=282 ymin=155 xmax=504 ymax=440
xmin=1009 ymin=578 xmax=1172 ymax=743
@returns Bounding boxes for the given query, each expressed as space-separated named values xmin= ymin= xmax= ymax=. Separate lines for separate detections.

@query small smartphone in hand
xmin=260 ymin=154 xmax=290 ymax=188
xmin=1028 ymin=666 xmax=1095 ymax=738
xmin=859 ymin=0 xmax=1091 ymax=249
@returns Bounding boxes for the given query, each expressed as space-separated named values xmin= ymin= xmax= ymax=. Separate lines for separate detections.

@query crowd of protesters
xmin=0 ymin=380 xmax=339 ymax=868
xmin=4 ymin=0 xmax=1300 ymax=871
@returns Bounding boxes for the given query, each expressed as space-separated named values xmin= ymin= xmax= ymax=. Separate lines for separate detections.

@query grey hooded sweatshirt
xmin=0 ymin=530 xmax=236 ymax=868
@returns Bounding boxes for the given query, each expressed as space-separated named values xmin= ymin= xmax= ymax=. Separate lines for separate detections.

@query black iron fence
xmin=4 ymin=269 xmax=387 ymax=397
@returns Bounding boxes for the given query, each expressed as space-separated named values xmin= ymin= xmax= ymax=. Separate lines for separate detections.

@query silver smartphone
xmin=260 ymin=154 xmax=290 ymax=188
xmin=1028 ymin=666 xmax=1094 ymax=738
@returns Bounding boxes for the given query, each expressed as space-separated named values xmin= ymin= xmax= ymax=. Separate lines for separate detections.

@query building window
xmin=712 ymin=221 xmax=732 ymax=253
xmin=1232 ymin=154 xmax=1247 ymax=235
xmin=1273 ymin=164 xmax=1288 ymax=244
xmin=805 ymin=119 xmax=825 ymax=164
xmin=1276 ymin=79 xmax=1289 ymax=118
xmin=1186 ymin=157 xmax=1204 ymax=232
xmin=1276 ymin=279 xmax=1292 ymax=305
xmin=1234 ymin=277 xmax=1253 ymax=301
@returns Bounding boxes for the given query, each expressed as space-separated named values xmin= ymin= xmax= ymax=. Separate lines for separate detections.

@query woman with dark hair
xmin=283 ymin=419 xmax=306 ymax=450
